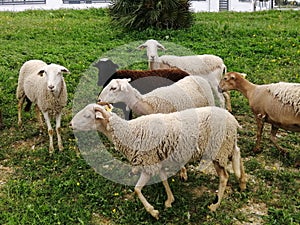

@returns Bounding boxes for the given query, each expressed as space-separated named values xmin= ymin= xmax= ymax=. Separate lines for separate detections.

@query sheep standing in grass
xmin=137 ymin=39 xmax=231 ymax=110
xmin=70 ymin=103 xmax=246 ymax=219
xmin=100 ymin=75 xmax=215 ymax=180
xmin=219 ymin=71 xmax=300 ymax=153
xmin=17 ymin=60 xmax=69 ymax=153
xmin=99 ymin=76 xmax=215 ymax=116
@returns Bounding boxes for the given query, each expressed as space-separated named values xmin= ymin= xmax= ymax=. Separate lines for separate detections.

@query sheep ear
xmin=240 ymin=73 xmax=247 ymax=78
xmin=60 ymin=67 xmax=70 ymax=74
xmin=37 ymin=69 xmax=45 ymax=77
xmin=95 ymin=111 xmax=104 ymax=119
xmin=230 ymin=73 xmax=236 ymax=80
xmin=94 ymin=106 xmax=106 ymax=119
xmin=137 ymin=44 xmax=147 ymax=50
xmin=157 ymin=43 xmax=166 ymax=51
xmin=119 ymin=80 xmax=129 ymax=92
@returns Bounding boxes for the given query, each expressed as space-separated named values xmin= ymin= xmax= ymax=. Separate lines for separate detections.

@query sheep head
xmin=98 ymin=78 xmax=131 ymax=103
xmin=219 ymin=72 xmax=246 ymax=92
xmin=70 ymin=103 xmax=113 ymax=133
xmin=38 ymin=63 xmax=69 ymax=93
xmin=137 ymin=39 xmax=166 ymax=62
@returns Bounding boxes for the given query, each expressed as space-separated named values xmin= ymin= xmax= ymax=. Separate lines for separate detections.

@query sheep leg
xmin=42 ymin=111 xmax=54 ymax=153
xmin=134 ymin=172 xmax=159 ymax=219
xmin=159 ymin=170 xmax=175 ymax=208
xmin=179 ymin=166 xmax=188 ymax=181
xmin=35 ymin=105 xmax=44 ymax=132
xmin=270 ymin=125 xmax=287 ymax=154
xmin=55 ymin=112 xmax=63 ymax=151
xmin=253 ymin=115 xmax=265 ymax=153
xmin=223 ymin=91 xmax=232 ymax=112
xmin=208 ymin=161 xmax=229 ymax=212
xmin=17 ymin=95 xmax=25 ymax=127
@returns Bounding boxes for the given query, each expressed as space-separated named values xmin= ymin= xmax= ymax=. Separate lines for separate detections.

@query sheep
xmin=16 ymin=59 xmax=69 ymax=153
xmin=137 ymin=39 xmax=232 ymax=111
xmin=99 ymin=76 xmax=215 ymax=116
xmin=99 ymin=75 xmax=217 ymax=181
xmin=70 ymin=103 xmax=247 ymax=219
xmin=219 ymin=71 xmax=300 ymax=154
xmin=94 ymin=58 xmax=119 ymax=87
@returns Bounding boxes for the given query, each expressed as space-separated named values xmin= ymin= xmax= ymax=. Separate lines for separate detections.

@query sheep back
xmin=267 ymin=82 xmax=300 ymax=115
xmin=143 ymin=76 xmax=215 ymax=113
xmin=159 ymin=55 xmax=225 ymax=75
xmin=16 ymin=60 xmax=47 ymax=100
xmin=103 ymin=68 xmax=190 ymax=87
xmin=108 ymin=106 xmax=239 ymax=175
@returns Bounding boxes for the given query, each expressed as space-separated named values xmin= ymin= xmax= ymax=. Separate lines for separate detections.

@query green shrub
xmin=109 ymin=0 xmax=193 ymax=30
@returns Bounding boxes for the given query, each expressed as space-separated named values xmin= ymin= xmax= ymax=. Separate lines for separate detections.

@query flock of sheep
xmin=16 ymin=39 xmax=299 ymax=219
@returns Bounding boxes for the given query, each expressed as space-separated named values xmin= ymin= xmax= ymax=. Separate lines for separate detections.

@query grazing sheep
xmin=99 ymin=76 xmax=215 ymax=116
xmin=70 ymin=103 xmax=246 ymax=219
xmin=100 ymin=75 xmax=216 ymax=181
xmin=137 ymin=39 xmax=231 ymax=111
xmin=219 ymin=71 xmax=300 ymax=153
xmin=17 ymin=59 xmax=69 ymax=153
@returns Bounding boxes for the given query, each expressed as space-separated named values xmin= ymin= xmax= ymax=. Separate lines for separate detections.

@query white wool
xmin=268 ymin=82 xmax=300 ymax=115
xmin=143 ymin=76 xmax=215 ymax=113
xmin=109 ymin=107 xmax=238 ymax=175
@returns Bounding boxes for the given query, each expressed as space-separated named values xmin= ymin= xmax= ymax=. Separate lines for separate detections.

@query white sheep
xmin=16 ymin=59 xmax=69 ymax=153
xmin=219 ymin=71 xmax=300 ymax=154
xmin=99 ymin=75 xmax=216 ymax=181
xmin=99 ymin=76 xmax=215 ymax=116
xmin=137 ymin=39 xmax=231 ymax=111
xmin=70 ymin=103 xmax=247 ymax=219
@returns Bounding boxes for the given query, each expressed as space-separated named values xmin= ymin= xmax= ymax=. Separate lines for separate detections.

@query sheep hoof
xmin=165 ymin=198 xmax=174 ymax=208
xmin=58 ymin=145 xmax=64 ymax=152
xmin=150 ymin=209 xmax=159 ymax=220
xmin=49 ymin=146 xmax=54 ymax=154
xmin=208 ymin=204 xmax=218 ymax=212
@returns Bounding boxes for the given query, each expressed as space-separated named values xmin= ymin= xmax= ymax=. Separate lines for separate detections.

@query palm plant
xmin=109 ymin=0 xmax=193 ymax=30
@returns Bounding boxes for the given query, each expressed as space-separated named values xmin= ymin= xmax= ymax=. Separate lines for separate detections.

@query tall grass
xmin=0 ymin=8 xmax=299 ymax=224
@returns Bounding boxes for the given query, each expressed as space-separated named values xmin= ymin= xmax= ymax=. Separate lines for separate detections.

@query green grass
xmin=0 ymin=8 xmax=299 ymax=225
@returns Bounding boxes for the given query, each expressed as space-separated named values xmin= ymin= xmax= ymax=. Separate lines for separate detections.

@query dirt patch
xmin=91 ymin=213 xmax=116 ymax=225
xmin=0 ymin=164 xmax=14 ymax=188
xmin=234 ymin=201 xmax=268 ymax=225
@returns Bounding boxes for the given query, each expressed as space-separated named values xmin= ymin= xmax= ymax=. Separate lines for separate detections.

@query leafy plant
xmin=109 ymin=0 xmax=193 ymax=30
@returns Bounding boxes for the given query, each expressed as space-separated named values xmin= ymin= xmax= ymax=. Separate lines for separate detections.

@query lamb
xmin=219 ymin=71 xmax=300 ymax=153
xmin=99 ymin=76 xmax=215 ymax=116
xmin=17 ymin=59 xmax=69 ymax=153
xmin=137 ymin=39 xmax=232 ymax=111
xmin=70 ymin=103 xmax=247 ymax=219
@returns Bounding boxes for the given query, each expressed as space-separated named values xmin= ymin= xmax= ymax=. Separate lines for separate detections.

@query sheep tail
xmin=24 ymin=96 xmax=32 ymax=112
xmin=232 ymin=143 xmax=241 ymax=179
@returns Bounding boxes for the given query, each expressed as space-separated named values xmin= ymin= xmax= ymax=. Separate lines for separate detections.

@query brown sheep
xmin=219 ymin=71 xmax=300 ymax=154
xmin=102 ymin=68 xmax=190 ymax=88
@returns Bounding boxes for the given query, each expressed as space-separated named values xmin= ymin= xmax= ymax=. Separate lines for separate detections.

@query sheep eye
xmin=83 ymin=114 xmax=91 ymax=119
xmin=110 ymin=87 xmax=117 ymax=91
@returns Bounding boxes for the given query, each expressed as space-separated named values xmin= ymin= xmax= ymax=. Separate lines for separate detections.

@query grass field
xmin=0 ymin=8 xmax=299 ymax=224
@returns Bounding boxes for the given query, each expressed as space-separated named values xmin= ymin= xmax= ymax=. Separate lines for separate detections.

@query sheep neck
xmin=235 ymin=77 xmax=257 ymax=99
xmin=125 ymin=86 xmax=143 ymax=110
